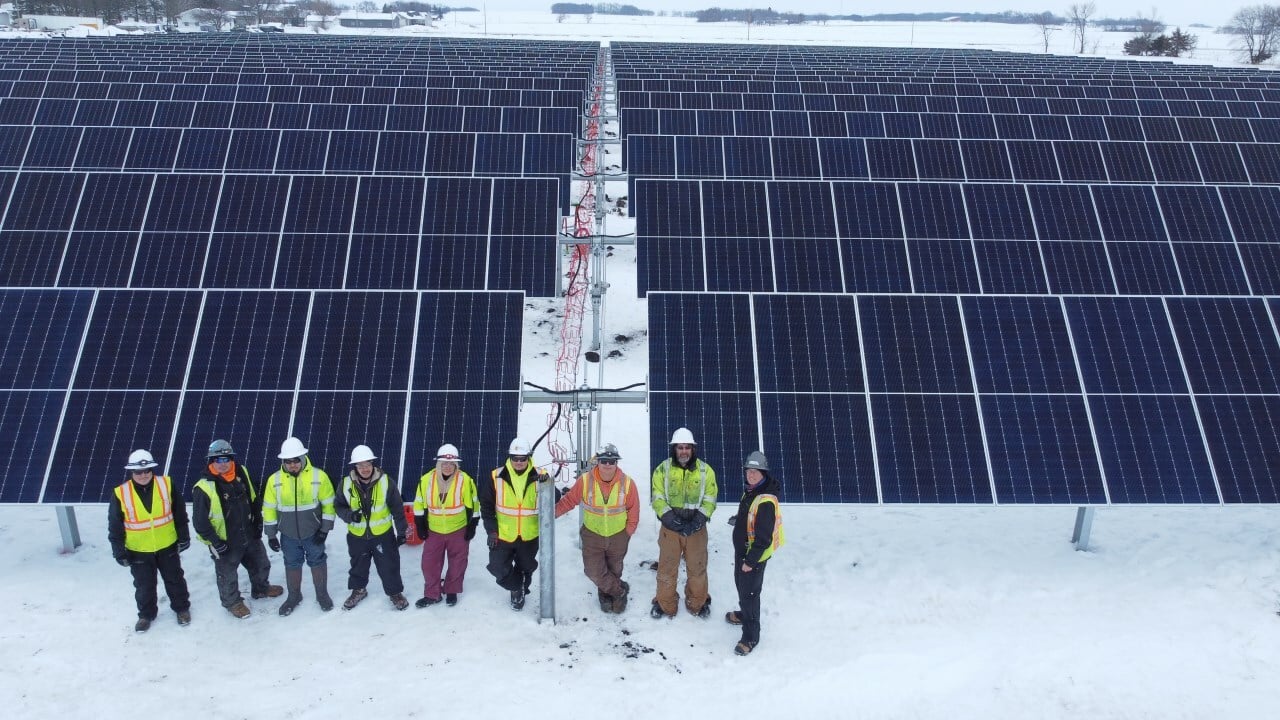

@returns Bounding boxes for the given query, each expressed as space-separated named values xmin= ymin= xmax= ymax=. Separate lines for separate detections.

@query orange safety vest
xmin=491 ymin=467 xmax=539 ymax=542
xmin=116 ymin=476 xmax=179 ymax=553
xmin=580 ymin=469 xmax=632 ymax=537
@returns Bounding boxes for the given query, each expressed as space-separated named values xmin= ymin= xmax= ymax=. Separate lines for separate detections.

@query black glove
xmin=210 ymin=539 xmax=230 ymax=556
xmin=396 ymin=534 xmax=407 ymax=546
xmin=554 ymin=485 xmax=568 ymax=501
xmin=114 ymin=552 xmax=129 ymax=567
xmin=464 ymin=518 xmax=478 ymax=541
xmin=659 ymin=510 xmax=685 ymax=534
xmin=684 ymin=512 xmax=707 ymax=535
xmin=414 ymin=515 xmax=428 ymax=538
xmin=349 ymin=509 xmax=364 ymax=524
xmin=267 ymin=537 xmax=280 ymax=553
xmin=487 ymin=533 xmax=498 ymax=550
xmin=312 ymin=530 xmax=328 ymax=545
xmin=727 ymin=514 xmax=737 ymax=526
xmin=178 ymin=539 xmax=190 ymax=552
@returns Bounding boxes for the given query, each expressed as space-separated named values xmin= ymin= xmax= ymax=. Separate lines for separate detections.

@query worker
xmin=262 ymin=436 xmax=336 ymax=615
xmin=335 ymin=445 xmax=409 ymax=610
xmin=650 ymin=427 xmax=718 ymax=619
xmin=413 ymin=443 xmax=479 ymax=608
xmin=554 ymin=443 xmax=639 ymax=613
xmin=727 ymin=451 xmax=785 ymax=656
xmin=108 ymin=449 xmax=192 ymax=633
xmin=479 ymin=438 xmax=548 ymax=611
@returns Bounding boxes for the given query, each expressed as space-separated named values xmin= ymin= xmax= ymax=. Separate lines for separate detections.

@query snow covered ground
xmin=3 ymin=9 xmax=1280 ymax=719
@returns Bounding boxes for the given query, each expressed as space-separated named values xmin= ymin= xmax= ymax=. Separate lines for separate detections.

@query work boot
xmin=343 ymin=588 xmax=368 ymax=610
xmin=598 ymin=590 xmax=615 ymax=613
xmin=650 ymin=600 xmax=667 ymax=619
xmin=312 ymin=565 xmax=333 ymax=611
xmin=279 ymin=568 xmax=304 ymax=616
xmin=725 ymin=610 xmax=743 ymax=626
xmin=510 ymin=589 xmax=525 ymax=611
xmin=134 ymin=617 xmax=152 ymax=633
xmin=445 ymin=593 xmax=458 ymax=606
xmin=251 ymin=584 xmax=284 ymax=599
xmin=390 ymin=593 xmax=409 ymax=611
xmin=693 ymin=596 xmax=712 ymax=619
xmin=611 ymin=582 xmax=629 ymax=614
xmin=415 ymin=595 xmax=440 ymax=608
xmin=176 ymin=610 xmax=192 ymax=626
xmin=228 ymin=602 xmax=251 ymax=619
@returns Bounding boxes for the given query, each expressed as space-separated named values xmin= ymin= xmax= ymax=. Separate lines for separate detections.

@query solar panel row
xmin=0 ymin=289 xmax=523 ymax=505
xmin=649 ymin=292 xmax=1280 ymax=505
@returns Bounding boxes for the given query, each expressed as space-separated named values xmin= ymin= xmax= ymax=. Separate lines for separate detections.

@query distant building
xmin=338 ymin=13 xmax=402 ymax=30
xmin=20 ymin=15 xmax=104 ymax=31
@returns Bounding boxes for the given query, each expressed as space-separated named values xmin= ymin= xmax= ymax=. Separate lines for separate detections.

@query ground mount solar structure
xmin=0 ymin=35 xmax=602 ymax=505
xmin=619 ymin=42 xmax=1280 ymax=507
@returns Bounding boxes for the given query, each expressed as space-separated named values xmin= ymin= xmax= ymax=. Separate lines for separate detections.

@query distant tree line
xmin=550 ymin=3 xmax=652 ymax=15
xmin=382 ymin=2 xmax=449 ymax=14
xmin=694 ymin=7 xmax=805 ymax=24
xmin=18 ymin=0 xmax=199 ymax=24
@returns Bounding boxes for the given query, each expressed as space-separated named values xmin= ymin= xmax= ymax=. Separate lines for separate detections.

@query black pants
xmin=211 ymin=538 xmax=273 ymax=608
xmin=128 ymin=546 xmax=190 ymax=620
xmin=347 ymin=532 xmax=404 ymax=595
xmin=487 ymin=538 xmax=539 ymax=593
xmin=733 ymin=558 xmax=768 ymax=644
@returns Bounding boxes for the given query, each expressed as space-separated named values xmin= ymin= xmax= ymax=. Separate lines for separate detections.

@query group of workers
xmin=108 ymin=427 xmax=783 ymax=656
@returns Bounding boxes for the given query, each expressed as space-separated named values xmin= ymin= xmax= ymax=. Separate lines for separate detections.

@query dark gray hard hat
xmin=597 ymin=443 xmax=621 ymax=461
xmin=743 ymin=451 xmax=770 ymax=472
xmin=207 ymin=439 xmax=235 ymax=459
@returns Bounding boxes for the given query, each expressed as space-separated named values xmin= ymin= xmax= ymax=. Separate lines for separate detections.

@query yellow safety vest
xmin=415 ymin=469 xmax=476 ymax=534
xmin=343 ymin=474 xmax=394 ymax=537
xmin=580 ymin=469 xmax=632 ymax=537
xmin=193 ymin=468 xmax=255 ymax=544
xmin=491 ymin=465 xmax=539 ymax=542
xmin=746 ymin=494 xmax=785 ymax=563
xmin=116 ymin=476 xmax=178 ymax=553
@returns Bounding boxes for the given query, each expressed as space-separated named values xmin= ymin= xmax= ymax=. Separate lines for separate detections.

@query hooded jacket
xmin=732 ymin=472 xmax=780 ymax=568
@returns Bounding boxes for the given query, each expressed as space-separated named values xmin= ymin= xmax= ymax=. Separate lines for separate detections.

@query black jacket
xmin=731 ymin=473 xmax=780 ymax=568
xmin=191 ymin=464 xmax=262 ymax=548
xmin=108 ymin=476 xmax=191 ymax=558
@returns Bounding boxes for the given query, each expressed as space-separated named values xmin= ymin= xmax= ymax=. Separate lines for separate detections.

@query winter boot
xmin=278 ymin=568 xmax=304 ymax=616
xmin=725 ymin=610 xmax=743 ymax=625
xmin=445 ymin=593 xmax=459 ymax=606
xmin=390 ymin=593 xmax=409 ymax=611
xmin=598 ymin=591 xmax=616 ymax=613
xmin=176 ymin=610 xmax=192 ymax=626
xmin=343 ymin=588 xmax=368 ymax=610
xmin=611 ymin=581 xmax=630 ymax=614
xmin=134 ymin=617 xmax=151 ymax=633
xmin=312 ymin=565 xmax=333 ymax=611
xmin=693 ymin=596 xmax=712 ymax=619
xmin=251 ymin=584 xmax=284 ymax=599
xmin=228 ymin=601 xmax=251 ymax=619
xmin=510 ymin=589 xmax=525 ymax=611
xmin=415 ymin=595 xmax=440 ymax=608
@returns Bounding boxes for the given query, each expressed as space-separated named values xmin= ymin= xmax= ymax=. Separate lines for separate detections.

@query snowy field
xmin=3 ymin=9 xmax=1280 ymax=719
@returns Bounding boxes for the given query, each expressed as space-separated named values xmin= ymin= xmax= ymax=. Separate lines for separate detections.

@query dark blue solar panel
xmin=706 ymin=238 xmax=773 ymax=292
xmin=1108 ymin=242 xmax=1182 ymax=295
xmin=170 ymin=390 xmax=295 ymax=492
xmin=224 ymin=129 xmax=278 ymax=172
xmin=1093 ymin=185 xmax=1166 ymax=242
xmin=960 ymin=140 xmax=1012 ymax=180
xmin=1167 ymin=298 xmax=1280 ymax=394
xmin=1089 ymin=394 xmax=1217 ymax=504
xmin=0 ymin=290 xmax=91 ymax=389
xmin=1054 ymin=141 xmax=1108 ymax=182
xmin=185 ymin=291 xmax=307 ymax=389
xmin=723 ymin=136 xmax=772 ymax=177
xmin=1193 ymin=143 xmax=1249 ymax=183
xmin=403 ymin=390 xmax=518 ymax=501
xmin=771 ymin=137 xmax=821 ymax=178
xmin=628 ymin=136 xmax=676 ymax=177
xmin=649 ymin=391 xmax=759 ymax=501
xmin=20 ymin=127 xmax=76 ymax=169
xmin=860 ymin=295 xmax=972 ymax=393
xmin=1173 ymin=243 xmax=1250 ymax=295
xmin=75 ymin=127 xmax=130 ymax=170
xmin=973 ymin=240 xmax=1048 ymax=294
xmin=762 ymin=393 xmax=877 ymax=502
xmin=841 ymin=239 xmax=912 ymax=293
xmin=1240 ymin=244 xmax=1280 ymax=294
xmin=174 ymin=128 xmax=230 ymax=171
xmin=276 ymin=130 xmax=329 ymax=172
xmin=1220 ymin=187 xmax=1280 ymax=243
xmin=1028 ymin=184 xmax=1102 ymax=241
xmin=1146 ymin=143 xmax=1202 ymax=182
xmin=72 ymin=290 xmax=200 ymax=389
xmin=962 ymin=296 xmax=1078 ymax=393
xmin=301 ymin=292 xmax=417 ymax=390
xmin=1197 ymin=395 xmax=1280 ymax=503
xmin=1157 ymin=186 xmax=1231 ymax=243
xmin=1007 ymin=141 xmax=1060 ymax=182
xmin=202 ymin=234 xmax=276 ymax=289
xmin=0 ymin=391 xmax=65 ymax=502
xmin=639 ymin=237 xmax=703 ymax=295
xmin=909 ymin=239 xmax=980 ymax=293
xmin=900 ymin=183 xmax=968 ymax=239
xmin=125 ymin=128 xmax=180 ymax=171
xmin=866 ymin=138 xmax=916 ymax=180
xmin=66 ymin=173 xmax=149 ymax=233
xmin=4 ymin=172 xmax=83 ymax=231
xmin=48 ymin=390 xmax=181 ymax=502
xmin=327 ymin=131 xmax=378 ymax=173
xmin=981 ymin=395 xmax=1105 ymax=504
xmin=834 ymin=182 xmax=901 ymax=238
xmin=636 ymin=180 xmax=700 ymax=237
xmin=773 ymin=237 xmax=843 ymax=292
xmin=412 ymin=292 xmax=522 ymax=391
xmin=492 ymin=178 xmax=558 ymax=235
xmin=817 ymin=138 xmax=868 ymax=179
xmin=649 ymin=293 xmax=753 ymax=392
xmin=703 ymin=181 xmax=768 ymax=237
xmin=753 ymin=294 xmax=861 ymax=392
xmin=375 ymin=131 xmax=427 ymax=174
xmin=914 ymin=139 xmax=964 ymax=180
xmin=873 ymin=393 xmax=991 ymax=503
xmin=215 ymin=175 xmax=288 ymax=233
xmin=291 ymin=391 xmax=407 ymax=482
xmin=1066 ymin=297 xmax=1186 ymax=394
xmin=768 ymin=182 xmax=835 ymax=238
xmin=0 ymin=232 xmax=65 ymax=286
xmin=59 ymin=232 xmax=135 ymax=288
xmin=964 ymin=184 xmax=1033 ymax=240
xmin=676 ymin=135 xmax=723 ymax=178
xmin=275 ymin=234 xmax=346 ymax=289
xmin=353 ymin=177 xmax=423 ymax=235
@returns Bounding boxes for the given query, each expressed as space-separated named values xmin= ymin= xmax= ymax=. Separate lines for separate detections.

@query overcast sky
xmin=468 ymin=3 xmax=1231 ymax=29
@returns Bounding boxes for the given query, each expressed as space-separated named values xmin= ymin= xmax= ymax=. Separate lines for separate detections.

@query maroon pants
xmin=420 ymin=527 xmax=469 ymax=600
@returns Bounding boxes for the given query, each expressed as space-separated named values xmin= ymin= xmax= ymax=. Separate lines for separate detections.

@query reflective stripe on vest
xmin=746 ymin=494 xmax=785 ymax=563
xmin=343 ymin=475 xmax=393 ymax=537
xmin=416 ymin=470 xmax=472 ymax=534
xmin=271 ymin=465 xmax=324 ymax=512
xmin=492 ymin=467 xmax=538 ymax=542
xmin=581 ymin=469 xmax=632 ymax=537
xmin=661 ymin=459 xmax=708 ymax=509
xmin=117 ymin=476 xmax=178 ymax=553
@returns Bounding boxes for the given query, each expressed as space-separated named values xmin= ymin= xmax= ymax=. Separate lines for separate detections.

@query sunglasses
xmin=130 ymin=469 xmax=154 ymax=475
xmin=211 ymin=456 xmax=233 ymax=464
xmin=283 ymin=457 xmax=304 ymax=464
xmin=509 ymin=455 xmax=529 ymax=462
xmin=598 ymin=459 xmax=617 ymax=465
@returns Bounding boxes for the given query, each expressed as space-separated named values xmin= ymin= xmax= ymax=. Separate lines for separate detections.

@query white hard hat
xmin=435 ymin=444 xmax=461 ymax=462
xmin=349 ymin=444 xmax=377 ymax=464
xmin=278 ymin=436 xmax=308 ymax=459
xmin=508 ymin=438 xmax=531 ymax=456
xmin=124 ymin=449 xmax=159 ymax=470
xmin=670 ymin=427 xmax=697 ymax=445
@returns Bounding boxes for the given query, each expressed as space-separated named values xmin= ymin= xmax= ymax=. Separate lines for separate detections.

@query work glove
xmin=395 ymin=534 xmax=407 ymax=546
xmin=659 ymin=510 xmax=685 ymax=534
xmin=414 ymin=515 xmax=428 ymax=538
xmin=177 ymin=539 xmax=190 ymax=553
xmin=267 ymin=537 xmax=280 ymax=553
xmin=554 ymin=485 xmax=568 ymax=502
xmin=487 ymin=533 xmax=498 ymax=550
xmin=464 ymin=518 xmax=478 ymax=541
xmin=114 ymin=552 xmax=129 ymax=567
xmin=349 ymin=509 xmax=364 ymax=524
xmin=727 ymin=514 xmax=737 ymax=526
xmin=312 ymin=530 xmax=328 ymax=545
xmin=684 ymin=512 xmax=707 ymax=535
xmin=210 ymin=539 xmax=230 ymax=556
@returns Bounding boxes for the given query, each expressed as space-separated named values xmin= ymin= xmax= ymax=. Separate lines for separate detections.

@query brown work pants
xmin=580 ymin=526 xmax=630 ymax=598
xmin=654 ymin=525 xmax=709 ymax=616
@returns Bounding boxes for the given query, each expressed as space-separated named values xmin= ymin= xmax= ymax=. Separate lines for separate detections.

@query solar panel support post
xmin=1071 ymin=507 xmax=1095 ymax=552
xmin=538 ymin=475 xmax=556 ymax=624
xmin=56 ymin=506 xmax=82 ymax=554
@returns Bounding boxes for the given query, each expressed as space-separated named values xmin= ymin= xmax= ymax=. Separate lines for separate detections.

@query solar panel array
xmin=0 ymin=36 xmax=599 ymax=503
xmin=622 ymin=43 xmax=1280 ymax=504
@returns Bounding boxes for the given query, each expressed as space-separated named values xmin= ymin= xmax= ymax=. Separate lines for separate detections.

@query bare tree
xmin=245 ymin=0 xmax=279 ymax=24
xmin=1225 ymin=4 xmax=1280 ymax=64
xmin=310 ymin=0 xmax=339 ymax=28
xmin=1066 ymin=2 xmax=1096 ymax=53
xmin=1135 ymin=6 xmax=1165 ymax=34
xmin=192 ymin=4 xmax=230 ymax=30
xmin=1033 ymin=11 xmax=1058 ymax=52
xmin=356 ymin=1 xmax=377 ymax=11
xmin=161 ymin=0 xmax=197 ymax=25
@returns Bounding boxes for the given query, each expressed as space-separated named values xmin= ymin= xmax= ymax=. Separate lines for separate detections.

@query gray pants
xmin=211 ymin=539 xmax=273 ymax=607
